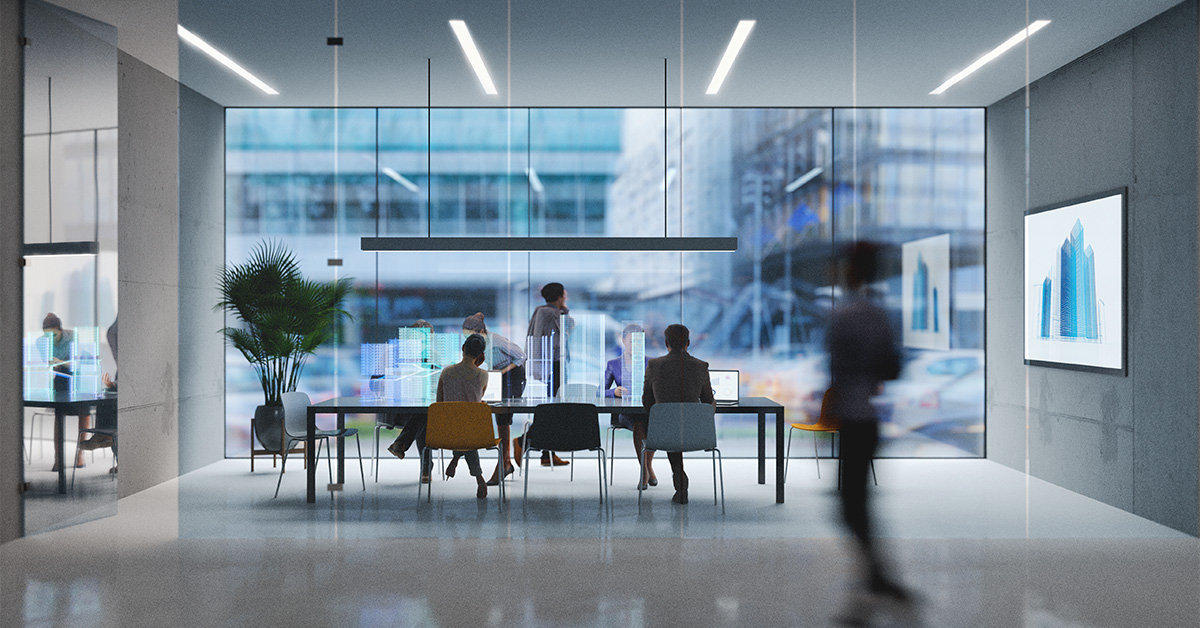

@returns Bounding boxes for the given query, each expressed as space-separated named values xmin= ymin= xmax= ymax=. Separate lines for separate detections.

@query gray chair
xmin=641 ymin=402 xmax=724 ymax=513
xmin=522 ymin=403 xmax=607 ymax=504
xmin=275 ymin=391 xmax=365 ymax=498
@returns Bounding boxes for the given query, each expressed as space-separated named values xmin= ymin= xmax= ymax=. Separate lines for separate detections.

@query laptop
xmin=482 ymin=370 xmax=503 ymax=402
xmin=709 ymin=370 xmax=740 ymax=405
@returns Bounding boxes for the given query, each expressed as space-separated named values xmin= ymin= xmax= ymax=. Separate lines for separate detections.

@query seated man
xmin=642 ymin=324 xmax=714 ymax=505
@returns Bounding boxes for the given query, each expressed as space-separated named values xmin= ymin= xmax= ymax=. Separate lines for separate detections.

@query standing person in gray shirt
xmin=461 ymin=312 xmax=523 ymax=485
xmin=514 ymin=282 xmax=571 ymax=467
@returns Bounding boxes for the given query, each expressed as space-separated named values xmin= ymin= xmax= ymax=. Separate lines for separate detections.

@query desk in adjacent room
xmin=305 ymin=396 xmax=786 ymax=505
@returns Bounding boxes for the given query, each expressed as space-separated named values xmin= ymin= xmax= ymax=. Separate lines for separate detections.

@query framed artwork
xmin=1024 ymin=189 xmax=1126 ymax=374
xmin=902 ymin=234 xmax=951 ymax=351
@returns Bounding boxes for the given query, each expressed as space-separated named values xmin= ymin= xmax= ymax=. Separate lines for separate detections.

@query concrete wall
xmin=178 ymin=84 xmax=224 ymax=475
xmin=117 ymin=49 xmax=180 ymax=498
xmin=987 ymin=1 xmax=1200 ymax=534
xmin=1 ymin=0 xmax=26 ymax=543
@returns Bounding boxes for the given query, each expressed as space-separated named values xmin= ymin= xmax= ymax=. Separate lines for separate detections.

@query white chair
xmin=275 ymin=392 xmax=365 ymax=498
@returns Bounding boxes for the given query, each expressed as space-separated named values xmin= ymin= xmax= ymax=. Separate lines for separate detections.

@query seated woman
xmin=434 ymin=334 xmax=491 ymax=499
xmin=42 ymin=313 xmax=88 ymax=470
xmin=603 ymin=323 xmax=656 ymax=489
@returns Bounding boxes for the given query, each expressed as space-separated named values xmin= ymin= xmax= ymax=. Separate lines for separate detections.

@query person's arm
xmin=699 ymin=362 xmax=715 ymax=407
xmin=435 ymin=376 xmax=445 ymax=402
xmin=603 ymin=360 xmax=617 ymax=397
xmin=479 ymin=369 xmax=488 ymax=398
xmin=642 ymin=361 xmax=656 ymax=410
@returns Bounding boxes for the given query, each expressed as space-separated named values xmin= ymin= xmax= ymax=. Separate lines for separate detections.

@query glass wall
xmin=225 ymin=107 xmax=985 ymax=458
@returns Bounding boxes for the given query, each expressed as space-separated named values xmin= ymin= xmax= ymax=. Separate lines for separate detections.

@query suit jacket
xmin=642 ymin=350 xmax=714 ymax=409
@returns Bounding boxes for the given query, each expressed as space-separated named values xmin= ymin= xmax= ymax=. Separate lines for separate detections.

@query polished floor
xmin=2 ymin=458 xmax=1197 ymax=627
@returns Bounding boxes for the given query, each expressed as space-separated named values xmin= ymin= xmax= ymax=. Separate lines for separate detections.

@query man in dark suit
xmin=642 ymin=324 xmax=714 ymax=505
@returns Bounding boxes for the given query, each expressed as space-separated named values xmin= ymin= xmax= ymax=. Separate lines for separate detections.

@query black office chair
xmin=522 ymin=403 xmax=607 ymax=504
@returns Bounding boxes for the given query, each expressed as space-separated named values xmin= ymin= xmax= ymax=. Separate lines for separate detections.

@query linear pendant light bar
xmin=178 ymin=25 xmax=279 ymax=95
xmin=23 ymin=241 xmax=99 ymax=256
xmin=930 ymin=20 xmax=1051 ymax=95
xmin=706 ymin=20 xmax=756 ymax=95
xmin=449 ymin=20 xmax=498 ymax=95
xmin=362 ymin=237 xmax=738 ymax=253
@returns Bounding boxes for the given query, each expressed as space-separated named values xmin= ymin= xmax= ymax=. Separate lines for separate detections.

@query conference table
xmin=23 ymin=391 xmax=118 ymax=494
xmin=306 ymin=395 xmax=786 ymax=505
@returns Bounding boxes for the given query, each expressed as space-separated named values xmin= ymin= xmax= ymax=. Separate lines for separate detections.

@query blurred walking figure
xmin=825 ymin=242 xmax=915 ymax=624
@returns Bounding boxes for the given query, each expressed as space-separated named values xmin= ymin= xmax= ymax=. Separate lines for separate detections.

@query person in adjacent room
xmin=602 ymin=323 xmax=656 ymax=489
xmin=461 ymin=312 xmax=523 ymax=485
xmin=433 ymin=333 xmax=492 ymax=499
xmin=514 ymin=282 xmax=572 ymax=467
xmin=81 ymin=315 xmax=118 ymax=460
xmin=642 ymin=323 xmax=714 ymax=505
xmin=42 ymin=313 xmax=88 ymax=470
xmin=824 ymin=241 xmax=915 ymax=623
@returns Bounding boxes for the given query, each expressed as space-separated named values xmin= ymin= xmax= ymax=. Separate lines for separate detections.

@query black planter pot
xmin=252 ymin=404 xmax=287 ymax=452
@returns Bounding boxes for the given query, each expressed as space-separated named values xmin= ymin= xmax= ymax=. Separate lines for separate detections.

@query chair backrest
xmin=562 ymin=383 xmax=599 ymax=402
xmin=525 ymin=403 xmax=601 ymax=452
xmin=645 ymin=402 xmax=717 ymax=453
xmin=817 ymin=388 xmax=840 ymax=429
xmin=425 ymin=402 xmax=496 ymax=451
xmin=281 ymin=391 xmax=312 ymax=439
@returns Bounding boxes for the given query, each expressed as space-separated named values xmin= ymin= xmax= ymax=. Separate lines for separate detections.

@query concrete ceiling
xmin=178 ymin=0 xmax=1183 ymax=109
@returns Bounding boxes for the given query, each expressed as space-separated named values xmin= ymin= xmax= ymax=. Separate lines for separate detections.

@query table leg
xmin=306 ymin=407 xmax=316 ymax=503
xmin=55 ymin=408 xmax=66 ymax=494
xmin=757 ymin=412 xmax=766 ymax=485
xmin=775 ymin=409 xmax=785 ymax=504
xmin=336 ymin=411 xmax=345 ymax=485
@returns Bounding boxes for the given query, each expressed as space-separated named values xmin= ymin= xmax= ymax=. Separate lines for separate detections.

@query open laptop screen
xmin=709 ymin=370 xmax=739 ymax=403
xmin=482 ymin=370 xmax=503 ymax=402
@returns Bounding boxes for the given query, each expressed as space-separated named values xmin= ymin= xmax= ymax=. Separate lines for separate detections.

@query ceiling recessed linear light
xmin=706 ymin=20 xmax=756 ymax=95
xmin=362 ymin=237 xmax=738 ymax=253
xmin=930 ymin=20 xmax=1051 ymax=95
xmin=449 ymin=20 xmax=498 ymax=95
xmin=177 ymin=25 xmax=279 ymax=95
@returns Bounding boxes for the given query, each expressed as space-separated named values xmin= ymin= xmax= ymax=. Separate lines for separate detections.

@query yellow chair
xmin=785 ymin=389 xmax=876 ymax=485
xmin=420 ymin=402 xmax=505 ymax=509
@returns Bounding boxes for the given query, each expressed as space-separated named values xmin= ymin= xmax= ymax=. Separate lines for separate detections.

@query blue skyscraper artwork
xmin=1039 ymin=219 xmax=1100 ymax=342
xmin=913 ymin=254 xmax=930 ymax=331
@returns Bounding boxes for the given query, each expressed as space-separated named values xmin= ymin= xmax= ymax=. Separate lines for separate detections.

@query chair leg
xmin=606 ymin=427 xmax=615 ymax=485
xmin=813 ymin=431 xmax=822 ymax=479
xmin=274 ymin=442 xmax=294 ymax=499
xmin=523 ymin=445 xmax=531 ymax=500
xmin=325 ymin=438 xmax=334 ymax=500
xmin=570 ymin=451 xmax=575 ymax=482
xmin=715 ymin=448 xmax=725 ymax=515
xmin=355 ymin=432 xmax=366 ymax=491
xmin=784 ymin=427 xmax=794 ymax=482
xmin=870 ymin=458 xmax=878 ymax=486
xmin=712 ymin=450 xmax=718 ymax=505
xmin=637 ymin=448 xmax=646 ymax=513
xmin=373 ymin=424 xmax=382 ymax=480
xmin=596 ymin=448 xmax=604 ymax=504
xmin=250 ymin=419 xmax=255 ymax=472
xmin=70 ymin=432 xmax=83 ymax=490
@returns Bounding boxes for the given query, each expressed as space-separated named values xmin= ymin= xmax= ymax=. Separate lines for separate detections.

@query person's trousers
xmin=839 ymin=419 xmax=880 ymax=568
xmin=451 ymin=450 xmax=483 ymax=476
xmin=667 ymin=452 xmax=687 ymax=490
xmin=502 ymin=364 xmax=526 ymax=400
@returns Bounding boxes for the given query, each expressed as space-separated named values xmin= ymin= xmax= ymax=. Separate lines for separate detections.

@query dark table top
xmin=309 ymin=395 xmax=782 ymax=414
xmin=23 ymin=391 xmax=117 ymax=410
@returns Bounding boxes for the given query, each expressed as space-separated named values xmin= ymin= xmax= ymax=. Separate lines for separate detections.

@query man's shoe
xmin=387 ymin=441 xmax=406 ymax=460
xmin=671 ymin=490 xmax=688 ymax=505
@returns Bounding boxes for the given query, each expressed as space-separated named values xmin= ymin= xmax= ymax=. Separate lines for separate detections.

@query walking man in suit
xmin=642 ymin=324 xmax=714 ymax=505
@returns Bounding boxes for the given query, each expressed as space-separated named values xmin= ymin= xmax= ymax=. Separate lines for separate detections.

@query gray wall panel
xmin=117 ymin=50 xmax=179 ymax=498
xmin=986 ymin=0 xmax=1199 ymax=534
xmin=177 ymin=84 xmax=224 ymax=475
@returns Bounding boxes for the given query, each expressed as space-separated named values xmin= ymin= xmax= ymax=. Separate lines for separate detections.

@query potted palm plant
xmin=218 ymin=241 xmax=353 ymax=453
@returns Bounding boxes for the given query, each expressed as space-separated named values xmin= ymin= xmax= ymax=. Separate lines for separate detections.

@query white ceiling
xmin=178 ymin=0 xmax=1183 ymax=108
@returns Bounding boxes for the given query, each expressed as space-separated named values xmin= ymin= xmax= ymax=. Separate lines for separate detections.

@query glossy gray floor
xmin=2 ymin=458 xmax=1197 ymax=627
